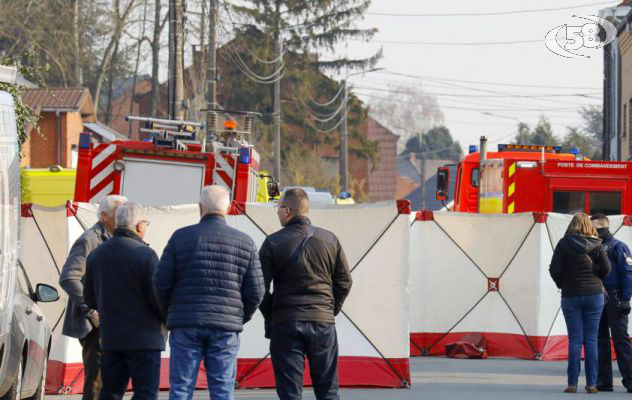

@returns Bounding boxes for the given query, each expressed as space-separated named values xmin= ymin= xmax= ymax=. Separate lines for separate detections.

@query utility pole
xmin=206 ymin=0 xmax=218 ymax=138
xmin=168 ymin=0 xmax=185 ymax=120
xmin=340 ymin=79 xmax=349 ymax=193
xmin=338 ymin=68 xmax=383 ymax=194
xmin=273 ymin=33 xmax=282 ymax=180
xmin=73 ymin=0 xmax=82 ymax=85
xmin=419 ymin=132 xmax=426 ymax=210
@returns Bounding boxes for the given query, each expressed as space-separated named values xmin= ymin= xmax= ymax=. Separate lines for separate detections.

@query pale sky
xmin=333 ymin=0 xmax=619 ymax=152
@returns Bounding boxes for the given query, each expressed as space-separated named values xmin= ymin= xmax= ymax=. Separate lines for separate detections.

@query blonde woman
xmin=550 ymin=213 xmax=611 ymax=393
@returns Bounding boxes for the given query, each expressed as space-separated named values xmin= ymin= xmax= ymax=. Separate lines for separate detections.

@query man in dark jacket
xmin=591 ymin=214 xmax=632 ymax=392
xmin=259 ymin=188 xmax=352 ymax=400
xmin=59 ymin=194 xmax=126 ymax=400
xmin=153 ymin=185 xmax=264 ymax=400
xmin=84 ymin=202 xmax=165 ymax=400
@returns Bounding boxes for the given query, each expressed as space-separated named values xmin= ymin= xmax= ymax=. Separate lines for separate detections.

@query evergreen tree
xmin=530 ymin=116 xmax=559 ymax=145
xmin=513 ymin=122 xmax=531 ymax=144
xmin=232 ymin=0 xmax=381 ymax=72
xmin=402 ymin=126 xmax=463 ymax=162
xmin=562 ymin=126 xmax=600 ymax=159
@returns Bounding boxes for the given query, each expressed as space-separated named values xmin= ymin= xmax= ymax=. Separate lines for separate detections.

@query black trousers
xmin=99 ymin=350 xmax=161 ymax=400
xmin=79 ymin=328 xmax=102 ymax=400
xmin=270 ymin=321 xmax=339 ymax=400
xmin=598 ymin=291 xmax=632 ymax=389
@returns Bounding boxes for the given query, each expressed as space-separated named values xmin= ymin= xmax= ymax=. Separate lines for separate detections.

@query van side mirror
xmin=436 ymin=167 xmax=450 ymax=201
xmin=267 ymin=181 xmax=280 ymax=199
xmin=35 ymin=284 xmax=59 ymax=303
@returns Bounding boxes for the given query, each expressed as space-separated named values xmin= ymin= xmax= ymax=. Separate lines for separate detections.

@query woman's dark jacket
xmin=549 ymin=233 xmax=611 ymax=298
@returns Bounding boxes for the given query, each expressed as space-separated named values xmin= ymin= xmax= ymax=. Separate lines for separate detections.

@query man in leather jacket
xmin=259 ymin=188 xmax=352 ymax=400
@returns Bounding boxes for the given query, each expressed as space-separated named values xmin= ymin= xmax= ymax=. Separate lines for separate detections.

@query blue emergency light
xmin=569 ymin=148 xmax=580 ymax=155
xmin=239 ymin=147 xmax=251 ymax=164
xmin=469 ymin=145 xmax=478 ymax=154
xmin=339 ymin=191 xmax=351 ymax=199
xmin=79 ymin=133 xmax=91 ymax=149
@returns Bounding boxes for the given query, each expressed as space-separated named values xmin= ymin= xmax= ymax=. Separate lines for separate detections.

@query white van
xmin=0 ymin=66 xmax=60 ymax=400
xmin=0 ymin=66 xmax=21 ymax=398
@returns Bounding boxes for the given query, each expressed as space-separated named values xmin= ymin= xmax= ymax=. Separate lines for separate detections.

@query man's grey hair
xmin=115 ymin=202 xmax=148 ymax=230
xmin=199 ymin=185 xmax=231 ymax=216
xmin=97 ymin=195 xmax=127 ymax=221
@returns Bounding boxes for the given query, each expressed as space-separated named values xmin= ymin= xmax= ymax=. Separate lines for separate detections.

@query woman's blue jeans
xmin=561 ymin=293 xmax=605 ymax=387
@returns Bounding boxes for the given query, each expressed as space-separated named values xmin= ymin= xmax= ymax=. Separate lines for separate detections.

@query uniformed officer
xmin=591 ymin=214 xmax=632 ymax=392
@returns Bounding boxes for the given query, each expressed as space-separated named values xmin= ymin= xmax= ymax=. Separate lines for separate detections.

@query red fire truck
xmin=74 ymin=115 xmax=278 ymax=206
xmin=435 ymin=138 xmax=631 ymax=215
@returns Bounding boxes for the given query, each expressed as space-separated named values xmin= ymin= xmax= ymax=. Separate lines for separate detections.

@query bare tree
xmin=93 ymin=0 xmax=138 ymax=116
xmin=150 ymin=0 xmax=168 ymax=116
xmin=369 ymin=83 xmax=444 ymax=150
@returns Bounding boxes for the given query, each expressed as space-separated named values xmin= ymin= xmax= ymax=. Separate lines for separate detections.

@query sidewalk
xmin=46 ymin=357 xmax=632 ymax=400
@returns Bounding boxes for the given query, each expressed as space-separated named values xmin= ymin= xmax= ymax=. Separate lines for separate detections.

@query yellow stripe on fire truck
xmin=507 ymin=162 xmax=516 ymax=213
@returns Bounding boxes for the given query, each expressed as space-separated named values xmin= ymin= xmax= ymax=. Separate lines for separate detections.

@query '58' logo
xmin=545 ymin=15 xmax=616 ymax=58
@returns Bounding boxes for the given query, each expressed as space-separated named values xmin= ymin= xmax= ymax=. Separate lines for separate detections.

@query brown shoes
xmin=564 ymin=385 xmax=599 ymax=393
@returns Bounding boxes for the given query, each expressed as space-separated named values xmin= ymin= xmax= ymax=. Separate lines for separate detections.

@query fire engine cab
xmin=74 ymin=115 xmax=278 ymax=206
xmin=436 ymin=138 xmax=631 ymax=215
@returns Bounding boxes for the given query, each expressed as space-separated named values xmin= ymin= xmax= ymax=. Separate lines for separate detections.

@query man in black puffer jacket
xmin=153 ymin=185 xmax=264 ymax=400
xmin=84 ymin=202 xmax=165 ymax=400
xmin=259 ymin=188 xmax=352 ymax=400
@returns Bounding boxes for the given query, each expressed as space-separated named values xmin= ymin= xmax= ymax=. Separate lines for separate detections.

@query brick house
xmin=21 ymin=88 xmax=97 ymax=168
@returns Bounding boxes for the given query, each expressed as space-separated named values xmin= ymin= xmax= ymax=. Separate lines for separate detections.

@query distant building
xmin=397 ymin=154 xmax=457 ymax=211
xmin=602 ymin=3 xmax=632 ymax=160
xmin=21 ymin=88 xmax=96 ymax=168
xmin=21 ymin=88 xmax=125 ymax=169
xmin=365 ymin=118 xmax=399 ymax=202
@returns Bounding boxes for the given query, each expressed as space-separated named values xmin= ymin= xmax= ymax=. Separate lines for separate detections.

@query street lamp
xmin=340 ymin=67 xmax=384 ymax=193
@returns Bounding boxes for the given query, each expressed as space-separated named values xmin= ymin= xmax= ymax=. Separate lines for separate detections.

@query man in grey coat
xmin=59 ymin=195 xmax=126 ymax=400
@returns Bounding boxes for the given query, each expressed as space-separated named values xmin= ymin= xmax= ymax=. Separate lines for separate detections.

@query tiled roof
xmin=22 ymin=88 xmax=88 ymax=110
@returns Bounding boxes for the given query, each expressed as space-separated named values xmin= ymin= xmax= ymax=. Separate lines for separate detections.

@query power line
xmin=351 ymin=77 xmax=603 ymax=111
xmin=220 ymin=1 xmax=287 ymax=65
xmin=355 ymin=84 xmax=600 ymax=110
xmin=301 ymin=96 xmax=350 ymax=123
xmin=359 ymin=74 xmax=603 ymax=109
xmin=218 ymin=23 xmax=285 ymax=84
xmin=356 ymin=91 xmax=589 ymax=118
xmin=370 ymin=70 xmax=602 ymax=90
xmin=309 ymin=85 xmax=345 ymax=107
xmin=359 ymin=39 xmax=542 ymax=46
xmin=355 ymin=85 xmax=600 ymax=99
xmin=366 ymin=1 xmax=616 ymax=17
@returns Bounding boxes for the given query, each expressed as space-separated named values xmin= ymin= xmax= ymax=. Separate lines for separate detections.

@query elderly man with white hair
xmin=59 ymin=194 xmax=126 ymax=400
xmin=84 ymin=202 xmax=165 ymax=400
xmin=153 ymin=185 xmax=264 ymax=400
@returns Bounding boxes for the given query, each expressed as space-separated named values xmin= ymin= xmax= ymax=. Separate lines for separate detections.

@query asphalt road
xmin=46 ymin=357 xmax=632 ymax=399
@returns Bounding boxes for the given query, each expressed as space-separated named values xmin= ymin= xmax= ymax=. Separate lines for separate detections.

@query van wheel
xmin=0 ymin=355 xmax=22 ymax=400
xmin=26 ymin=352 xmax=47 ymax=400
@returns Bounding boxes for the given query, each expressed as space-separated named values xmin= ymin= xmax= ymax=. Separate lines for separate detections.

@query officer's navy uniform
xmin=597 ymin=228 xmax=632 ymax=392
